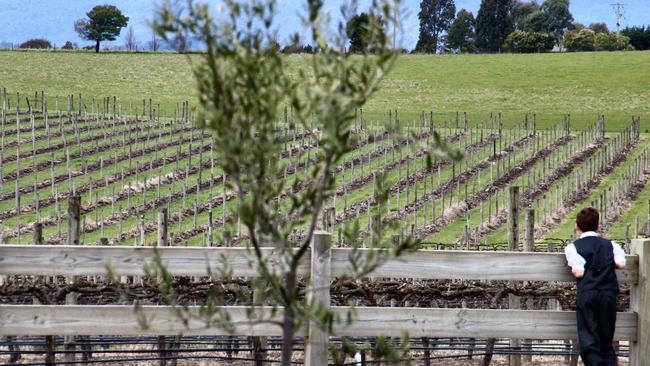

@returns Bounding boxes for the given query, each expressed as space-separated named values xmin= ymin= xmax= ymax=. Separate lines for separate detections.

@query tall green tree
xmin=589 ymin=22 xmax=609 ymax=33
xmin=414 ymin=0 xmax=456 ymax=53
xmin=347 ymin=12 xmax=386 ymax=53
xmin=476 ymin=0 xmax=514 ymax=52
xmin=523 ymin=9 xmax=546 ymax=31
xmin=446 ymin=9 xmax=476 ymax=52
xmin=75 ymin=5 xmax=129 ymax=53
xmin=512 ymin=0 xmax=540 ymax=30
xmin=622 ymin=26 xmax=650 ymax=50
xmin=540 ymin=0 xmax=573 ymax=43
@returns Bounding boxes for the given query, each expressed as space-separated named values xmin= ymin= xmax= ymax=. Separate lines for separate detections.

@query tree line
xmin=344 ymin=0 xmax=650 ymax=54
xmin=8 ymin=2 xmax=650 ymax=54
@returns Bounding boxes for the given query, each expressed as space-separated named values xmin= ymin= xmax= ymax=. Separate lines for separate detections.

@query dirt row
xmin=110 ymin=130 xmax=468 ymax=245
xmin=459 ymin=137 xmax=607 ymax=243
xmin=225 ymin=132 xmax=472 ymax=245
xmin=0 ymin=127 xmax=321 ymax=223
xmin=412 ymin=135 xmax=575 ymax=240
xmin=107 ymin=130 xmax=454 ymax=245
xmin=603 ymin=169 xmax=650 ymax=233
xmin=0 ymin=135 xmax=210 ymax=213
xmin=387 ymin=134 xmax=536 ymax=219
xmin=281 ymin=132 xmax=507 ymax=244
xmin=531 ymin=138 xmax=640 ymax=240
xmin=0 ymin=117 xmax=192 ymax=165
xmin=0 ymin=113 xmax=96 ymax=147
xmin=0 ymin=122 xmax=317 ymax=184
xmin=328 ymin=132 xmax=537 ymax=238
xmin=24 ymin=128 xmax=416 ymax=243
xmin=2 ymin=138 xmax=320 ymax=241
xmin=0 ymin=124 xmax=199 ymax=184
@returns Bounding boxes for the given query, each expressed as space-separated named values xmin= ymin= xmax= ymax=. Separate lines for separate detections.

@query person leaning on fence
xmin=564 ymin=207 xmax=626 ymax=366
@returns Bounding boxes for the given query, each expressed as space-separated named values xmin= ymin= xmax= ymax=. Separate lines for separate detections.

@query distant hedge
xmin=562 ymin=29 xmax=632 ymax=52
xmin=503 ymin=31 xmax=555 ymax=53
xmin=19 ymin=38 xmax=53 ymax=49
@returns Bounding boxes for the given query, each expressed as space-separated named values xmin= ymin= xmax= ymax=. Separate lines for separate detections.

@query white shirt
xmin=564 ymin=231 xmax=626 ymax=271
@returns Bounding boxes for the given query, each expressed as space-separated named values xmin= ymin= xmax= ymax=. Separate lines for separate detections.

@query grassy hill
xmin=0 ymin=50 xmax=649 ymax=130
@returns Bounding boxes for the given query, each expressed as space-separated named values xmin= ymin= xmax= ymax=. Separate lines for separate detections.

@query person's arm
xmin=564 ymin=243 xmax=586 ymax=279
xmin=612 ymin=241 xmax=626 ymax=269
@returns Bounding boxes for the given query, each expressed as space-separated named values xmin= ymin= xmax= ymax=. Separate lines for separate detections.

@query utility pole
xmin=610 ymin=2 xmax=625 ymax=36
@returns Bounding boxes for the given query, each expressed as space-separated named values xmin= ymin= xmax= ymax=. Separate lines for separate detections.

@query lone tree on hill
xmin=414 ymin=0 xmax=456 ymax=53
xmin=75 ymin=5 xmax=129 ymax=53
xmin=476 ymin=0 xmax=514 ymax=52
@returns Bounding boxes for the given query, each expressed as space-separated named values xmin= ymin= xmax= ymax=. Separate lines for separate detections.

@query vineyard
xmin=0 ymin=92 xmax=648 ymax=248
xmin=1 ymin=90 xmax=650 ymax=366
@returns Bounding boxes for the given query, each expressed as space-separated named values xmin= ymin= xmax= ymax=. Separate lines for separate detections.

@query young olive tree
xmin=146 ymin=0 xmax=461 ymax=364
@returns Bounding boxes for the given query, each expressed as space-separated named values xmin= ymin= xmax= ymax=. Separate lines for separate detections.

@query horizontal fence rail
xmin=0 ymin=235 xmax=648 ymax=366
xmin=0 ymin=245 xmax=639 ymax=283
xmin=0 ymin=305 xmax=638 ymax=340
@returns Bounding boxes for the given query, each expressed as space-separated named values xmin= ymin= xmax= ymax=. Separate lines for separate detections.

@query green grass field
xmin=1 ymin=50 xmax=649 ymax=131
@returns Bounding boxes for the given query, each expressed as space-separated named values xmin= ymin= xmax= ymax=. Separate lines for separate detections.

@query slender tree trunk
xmin=95 ymin=40 xmax=100 ymax=53
xmin=281 ymin=271 xmax=297 ymax=366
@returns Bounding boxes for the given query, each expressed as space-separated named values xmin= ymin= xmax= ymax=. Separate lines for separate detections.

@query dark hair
xmin=576 ymin=207 xmax=599 ymax=232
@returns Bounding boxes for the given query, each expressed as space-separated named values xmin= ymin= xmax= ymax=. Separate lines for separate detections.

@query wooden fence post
xmin=630 ymin=238 xmax=650 ymax=366
xmin=508 ymin=186 xmax=520 ymax=251
xmin=523 ymin=209 xmax=534 ymax=364
xmin=35 ymin=174 xmax=56 ymax=366
xmin=305 ymin=231 xmax=332 ymax=366
xmin=65 ymin=195 xmax=81 ymax=364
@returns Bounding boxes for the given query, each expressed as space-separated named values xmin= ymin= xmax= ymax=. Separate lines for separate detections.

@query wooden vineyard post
xmin=305 ymin=231 xmax=332 ymax=366
xmin=508 ymin=186 xmax=520 ymax=251
xmin=158 ymin=208 xmax=168 ymax=247
xmin=33 ymin=222 xmax=44 ymax=245
xmin=630 ymin=238 xmax=650 ymax=366
xmin=524 ymin=208 xmax=534 ymax=252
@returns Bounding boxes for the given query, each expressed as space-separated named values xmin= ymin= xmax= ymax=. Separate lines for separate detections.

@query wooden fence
xmin=0 ymin=233 xmax=648 ymax=366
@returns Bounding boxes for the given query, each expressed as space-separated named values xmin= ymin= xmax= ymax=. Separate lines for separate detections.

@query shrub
xmin=61 ymin=41 xmax=76 ymax=50
xmin=19 ymin=38 xmax=53 ymax=49
xmin=562 ymin=29 xmax=595 ymax=51
xmin=503 ymin=31 xmax=555 ymax=53
xmin=594 ymin=32 xmax=632 ymax=51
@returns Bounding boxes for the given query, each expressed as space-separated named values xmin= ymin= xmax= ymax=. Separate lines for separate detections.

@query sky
xmin=0 ymin=0 xmax=648 ymax=50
